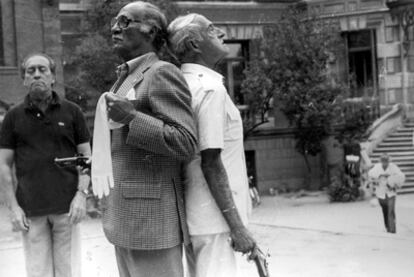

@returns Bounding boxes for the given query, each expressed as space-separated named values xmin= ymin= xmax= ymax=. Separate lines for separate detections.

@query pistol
xmin=54 ymin=155 xmax=90 ymax=170
xmin=249 ymin=246 xmax=270 ymax=277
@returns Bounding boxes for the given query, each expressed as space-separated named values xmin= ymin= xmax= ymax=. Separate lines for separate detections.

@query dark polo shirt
xmin=0 ymin=92 xmax=90 ymax=216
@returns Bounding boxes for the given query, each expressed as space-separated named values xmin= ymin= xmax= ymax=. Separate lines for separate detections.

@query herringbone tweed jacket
xmin=102 ymin=52 xmax=197 ymax=250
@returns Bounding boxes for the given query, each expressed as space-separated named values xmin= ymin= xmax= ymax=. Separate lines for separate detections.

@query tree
xmin=327 ymin=98 xmax=374 ymax=201
xmin=243 ymin=7 xmax=346 ymax=161
xmin=64 ymin=0 xmax=180 ymax=104
xmin=241 ymin=57 xmax=273 ymax=139
xmin=241 ymin=6 xmax=347 ymax=186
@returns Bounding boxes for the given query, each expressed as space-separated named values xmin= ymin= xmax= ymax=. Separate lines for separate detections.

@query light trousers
xmin=186 ymin=232 xmax=239 ymax=277
xmin=22 ymin=213 xmax=81 ymax=277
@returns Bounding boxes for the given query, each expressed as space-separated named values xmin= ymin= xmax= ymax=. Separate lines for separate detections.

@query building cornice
xmin=0 ymin=67 xmax=19 ymax=76
xmin=175 ymin=1 xmax=295 ymax=9
xmin=59 ymin=3 xmax=87 ymax=12
xmin=313 ymin=7 xmax=389 ymax=19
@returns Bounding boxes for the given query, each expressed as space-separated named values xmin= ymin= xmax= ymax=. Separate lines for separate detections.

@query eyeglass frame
xmin=206 ymin=24 xmax=224 ymax=37
xmin=111 ymin=15 xmax=143 ymax=29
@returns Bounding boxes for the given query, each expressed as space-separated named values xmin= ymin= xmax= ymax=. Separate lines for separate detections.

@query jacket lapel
xmin=130 ymin=53 xmax=158 ymax=86
xmin=116 ymin=53 xmax=159 ymax=98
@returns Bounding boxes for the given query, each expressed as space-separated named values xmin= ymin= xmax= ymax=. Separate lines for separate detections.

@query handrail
xmin=361 ymin=103 xmax=404 ymax=156
xmin=364 ymin=103 xmax=403 ymax=138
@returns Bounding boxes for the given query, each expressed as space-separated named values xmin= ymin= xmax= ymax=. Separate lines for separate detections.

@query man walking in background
xmin=369 ymin=153 xmax=405 ymax=233
xmin=168 ymin=13 xmax=256 ymax=277
xmin=99 ymin=2 xmax=197 ymax=277
xmin=0 ymin=53 xmax=91 ymax=277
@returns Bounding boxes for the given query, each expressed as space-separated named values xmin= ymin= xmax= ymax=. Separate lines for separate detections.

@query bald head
xmin=168 ymin=13 xmax=228 ymax=67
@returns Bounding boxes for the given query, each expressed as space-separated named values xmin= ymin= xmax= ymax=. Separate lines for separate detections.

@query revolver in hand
xmin=248 ymin=245 xmax=270 ymax=277
xmin=54 ymin=155 xmax=90 ymax=170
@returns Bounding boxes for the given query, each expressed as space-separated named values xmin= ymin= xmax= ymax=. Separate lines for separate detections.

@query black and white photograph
xmin=0 ymin=0 xmax=414 ymax=276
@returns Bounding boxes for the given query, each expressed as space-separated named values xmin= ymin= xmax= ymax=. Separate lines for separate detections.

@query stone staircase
xmin=370 ymin=121 xmax=414 ymax=194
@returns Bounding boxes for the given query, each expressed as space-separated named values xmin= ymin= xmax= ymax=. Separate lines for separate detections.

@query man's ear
xmin=139 ymin=25 xmax=153 ymax=39
xmin=186 ymin=39 xmax=202 ymax=54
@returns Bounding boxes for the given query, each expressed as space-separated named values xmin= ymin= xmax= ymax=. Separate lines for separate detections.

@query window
xmin=216 ymin=40 xmax=249 ymax=104
xmin=344 ymin=30 xmax=378 ymax=98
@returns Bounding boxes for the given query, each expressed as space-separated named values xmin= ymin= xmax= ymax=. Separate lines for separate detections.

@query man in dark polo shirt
xmin=0 ymin=53 xmax=91 ymax=277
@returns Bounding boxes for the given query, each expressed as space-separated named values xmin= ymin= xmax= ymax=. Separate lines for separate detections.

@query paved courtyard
xmin=1 ymin=192 xmax=413 ymax=277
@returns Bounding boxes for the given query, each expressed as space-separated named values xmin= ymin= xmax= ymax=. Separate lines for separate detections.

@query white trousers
xmin=22 ymin=213 xmax=81 ymax=277
xmin=186 ymin=232 xmax=239 ymax=277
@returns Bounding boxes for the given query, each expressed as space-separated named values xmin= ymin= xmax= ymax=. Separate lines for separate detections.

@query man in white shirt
xmin=368 ymin=154 xmax=405 ymax=233
xmin=168 ymin=14 xmax=256 ymax=277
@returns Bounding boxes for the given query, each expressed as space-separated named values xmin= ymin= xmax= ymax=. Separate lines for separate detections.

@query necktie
xmin=112 ymin=63 xmax=129 ymax=94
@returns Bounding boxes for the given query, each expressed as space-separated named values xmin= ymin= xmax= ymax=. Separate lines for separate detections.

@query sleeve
xmin=197 ymin=89 xmax=225 ymax=151
xmin=0 ymin=111 xmax=16 ymax=149
xmin=126 ymin=63 xmax=197 ymax=161
xmin=368 ymin=164 xmax=380 ymax=179
xmin=389 ymin=164 xmax=405 ymax=188
xmin=72 ymin=104 xmax=91 ymax=145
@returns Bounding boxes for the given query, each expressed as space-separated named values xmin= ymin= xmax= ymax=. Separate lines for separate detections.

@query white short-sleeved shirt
xmin=181 ymin=63 xmax=251 ymax=235
xmin=368 ymin=162 xmax=405 ymax=199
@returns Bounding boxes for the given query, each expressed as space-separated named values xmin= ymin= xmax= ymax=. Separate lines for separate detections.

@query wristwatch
xmin=78 ymin=188 xmax=89 ymax=197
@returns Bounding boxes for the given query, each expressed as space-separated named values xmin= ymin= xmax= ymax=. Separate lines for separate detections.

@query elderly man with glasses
xmin=168 ymin=14 xmax=256 ymax=277
xmin=94 ymin=1 xmax=197 ymax=277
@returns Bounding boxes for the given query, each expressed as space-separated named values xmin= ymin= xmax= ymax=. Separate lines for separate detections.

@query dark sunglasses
xmin=111 ymin=15 xmax=142 ymax=29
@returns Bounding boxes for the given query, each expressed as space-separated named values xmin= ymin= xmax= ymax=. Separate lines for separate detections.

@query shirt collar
xmin=117 ymin=52 xmax=157 ymax=75
xmin=24 ymin=91 xmax=61 ymax=111
xmin=181 ymin=63 xmax=224 ymax=83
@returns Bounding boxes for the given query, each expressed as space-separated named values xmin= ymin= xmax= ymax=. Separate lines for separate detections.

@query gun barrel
xmin=54 ymin=157 xmax=79 ymax=163
xmin=249 ymin=247 xmax=270 ymax=277
xmin=54 ymin=156 xmax=90 ymax=170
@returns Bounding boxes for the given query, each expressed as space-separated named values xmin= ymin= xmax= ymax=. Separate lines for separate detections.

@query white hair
xmin=167 ymin=13 xmax=205 ymax=62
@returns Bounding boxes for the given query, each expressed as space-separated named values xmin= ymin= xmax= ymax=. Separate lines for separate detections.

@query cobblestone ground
xmin=1 ymin=193 xmax=413 ymax=277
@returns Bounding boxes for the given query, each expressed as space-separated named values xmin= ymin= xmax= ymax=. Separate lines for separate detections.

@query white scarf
xmin=91 ymin=91 xmax=134 ymax=198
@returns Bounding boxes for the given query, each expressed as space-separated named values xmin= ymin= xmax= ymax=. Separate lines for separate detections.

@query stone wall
xmin=244 ymin=130 xmax=323 ymax=193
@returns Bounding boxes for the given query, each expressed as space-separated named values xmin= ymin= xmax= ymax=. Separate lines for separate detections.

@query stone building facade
xmin=306 ymin=0 xmax=414 ymax=109
xmin=0 ymin=0 xmax=65 ymax=105
xmin=3 ymin=0 xmax=413 ymax=192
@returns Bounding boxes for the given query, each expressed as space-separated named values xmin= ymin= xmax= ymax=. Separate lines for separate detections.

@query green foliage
xmin=65 ymin=81 xmax=89 ymax=112
xmin=327 ymin=98 xmax=374 ymax=201
xmin=241 ymin=58 xmax=272 ymax=116
xmin=241 ymin=57 xmax=273 ymax=134
xmin=71 ymin=34 xmax=119 ymax=93
xmin=327 ymin=165 xmax=361 ymax=202
xmin=65 ymin=0 xmax=180 ymax=96
xmin=335 ymin=98 xmax=377 ymax=144
xmin=242 ymin=7 xmax=347 ymax=161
